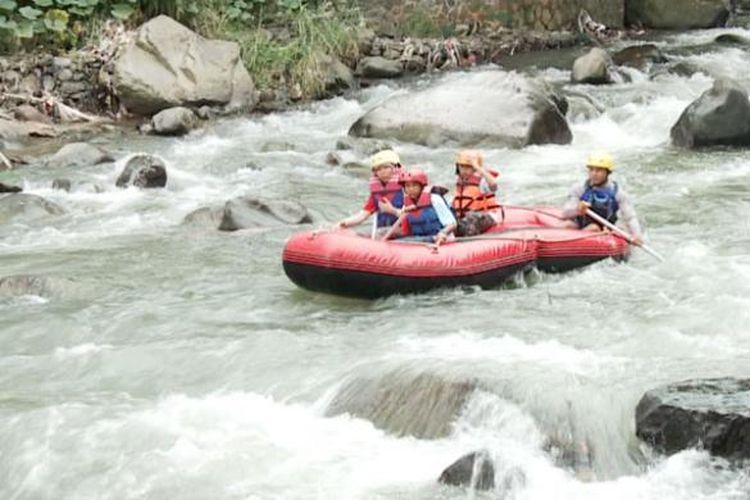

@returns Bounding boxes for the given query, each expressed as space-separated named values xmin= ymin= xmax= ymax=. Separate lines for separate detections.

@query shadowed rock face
xmin=671 ymin=79 xmax=750 ymax=149
xmin=348 ymin=71 xmax=571 ymax=148
xmin=116 ymin=154 xmax=167 ymax=189
xmin=438 ymin=451 xmax=495 ymax=491
xmin=636 ymin=378 xmax=750 ymax=460
xmin=325 ymin=368 xmax=479 ymax=439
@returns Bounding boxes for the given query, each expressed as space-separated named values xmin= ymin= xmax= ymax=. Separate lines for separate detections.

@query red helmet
xmin=399 ymin=169 xmax=429 ymax=186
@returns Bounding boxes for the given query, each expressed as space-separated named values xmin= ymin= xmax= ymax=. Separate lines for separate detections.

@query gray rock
xmin=714 ymin=33 xmax=750 ymax=45
xmin=626 ymin=0 xmax=731 ymax=29
xmin=572 ymin=48 xmax=613 ymax=84
xmin=18 ymin=74 xmax=40 ymax=95
xmin=0 ymin=118 xmax=57 ymax=140
xmin=58 ymin=81 xmax=89 ymax=95
xmin=612 ymin=44 xmax=668 ymax=70
xmin=671 ymin=79 xmax=750 ymax=148
xmin=196 ymin=105 xmax=214 ymax=120
xmin=319 ymin=55 xmax=355 ymax=97
xmin=0 ymin=182 xmax=22 ymax=193
xmin=219 ymin=196 xmax=312 ymax=231
xmin=47 ymin=142 xmax=113 ymax=168
xmin=260 ymin=141 xmax=295 ymax=153
xmin=325 ymin=368 xmax=479 ymax=439
xmin=349 ymin=71 xmax=572 ymax=148
xmin=182 ymin=206 xmax=223 ymax=229
xmin=13 ymin=104 xmax=50 ymax=123
xmin=636 ymin=378 xmax=750 ymax=460
xmin=438 ymin=451 xmax=495 ymax=491
xmin=51 ymin=178 xmax=72 ymax=192
xmin=0 ymin=274 xmax=74 ymax=299
xmin=57 ymin=68 xmax=74 ymax=82
xmin=356 ymin=56 xmax=403 ymax=78
xmin=0 ymin=193 xmax=65 ymax=224
xmin=325 ymin=151 xmax=342 ymax=166
xmin=52 ymin=56 xmax=72 ymax=70
xmin=116 ymin=154 xmax=167 ymax=188
xmin=113 ymin=15 xmax=256 ymax=115
xmin=150 ymin=107 xmax=198 ymax=136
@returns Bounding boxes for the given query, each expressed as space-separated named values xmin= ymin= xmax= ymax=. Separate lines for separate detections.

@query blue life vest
xmin=577 ymin=181 xmax=619 ymax=228
xmin=404 ymin=188 xmax=445 ymax=237
xmin=369 ymin=175 xmax=404 ymax=227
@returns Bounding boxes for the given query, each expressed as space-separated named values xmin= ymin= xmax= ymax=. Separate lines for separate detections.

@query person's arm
xmin=616 ymin=190 xmax=643 ymax=243
xmin=337 ymin=209 xmax=371 ymax=229
xmin=431 ymin=194 xmax=457 ymax=245
xmin=561 ymin=183 xmax=585 ymax=219
xmin=476 ymin=166 xmax=498 ymax=192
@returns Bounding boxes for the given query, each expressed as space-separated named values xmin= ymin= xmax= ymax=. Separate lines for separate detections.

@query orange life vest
xmin=451 ymin=171 xmax=499 ymax=218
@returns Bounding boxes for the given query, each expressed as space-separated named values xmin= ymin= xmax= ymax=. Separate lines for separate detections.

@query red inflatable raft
xmin=282 ymin=206 xmax=630 ymax=298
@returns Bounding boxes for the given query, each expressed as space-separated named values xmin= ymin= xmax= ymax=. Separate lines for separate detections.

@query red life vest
xmin=369 ymin=172 xmax=404 ymax=227
xmin=451 ymin=171 xmax=499 ymax=219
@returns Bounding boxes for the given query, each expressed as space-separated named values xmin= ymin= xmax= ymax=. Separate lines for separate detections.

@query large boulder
xmin=46 ymin=142 xmax=114 ymax=168
xmin=438 ymin=451 xmax=495 ymax=491
xmin=671 ymin=79 xmax=750 ymax=148
xmin=113 ymin=15 xmax=256 ymax=115
xmin=356 ymin=56 xmax=403 ymax=79
xmin=181 ymin=206 xmax=223 ymax=229
xmin=636 ymin=378 xmax=750 ymax=460
xmin=348 ymin=71 xmax=572 ymax=148
xmin=116 ymin=154 xmax=168 ymax=188
xmin=325 ymin=368 xmax=479 ymax=439
xmin=14 ymin=104 xmax=51 ymax=123
xmin=626 ymin=0 xmax=731 ymax=29
xmin=0 ymin=193 xmax=65 ymax=223
xmin=0 ymin=118 xmax=57 ymax=140
xmin=150 ymin=107 xmax=198 ymax=136
xmin=571 ymin=48 xmax=614 ymax=85
xmin=218 ymin=196 xmax=312 ymax=231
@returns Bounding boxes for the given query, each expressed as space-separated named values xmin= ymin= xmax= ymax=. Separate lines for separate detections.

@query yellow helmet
xmin=455 ymin=150 xmax=483 ymax=169
xmin=370 ymin=149 xmax=400 ymax=170
xmin=586 ymin=153 xmax=615 ymax=171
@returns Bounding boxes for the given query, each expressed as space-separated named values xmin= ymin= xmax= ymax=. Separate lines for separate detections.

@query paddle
xmin=585 ymin=208 xmax=665 ymax=262
xmin=370 ymin=213 xmax=378 ymax=239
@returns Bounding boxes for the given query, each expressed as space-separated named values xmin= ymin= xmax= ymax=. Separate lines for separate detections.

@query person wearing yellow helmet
xmin=335 ymin=149 xmax=404 ymax=231
xmin=562 ymin=153 xmax=643 ymax=245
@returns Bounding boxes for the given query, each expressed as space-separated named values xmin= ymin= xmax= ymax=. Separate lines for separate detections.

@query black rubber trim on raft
xmin=283 ymin=254 xmax=614 ymax=298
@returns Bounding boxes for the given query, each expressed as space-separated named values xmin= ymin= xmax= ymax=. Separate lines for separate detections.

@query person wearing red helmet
xmin=380 ymin=168 xmax=457 ymax=245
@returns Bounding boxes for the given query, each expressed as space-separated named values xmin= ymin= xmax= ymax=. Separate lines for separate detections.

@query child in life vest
xmin=335 ymin=149 xmax=404 ymax=231
xmin=381 ymin=169 xmax=457 ymax=245
xmin=562 ymin=153 xmax=643 ymax=245
xmin=451 ymin=150 xmax=500 ymax=237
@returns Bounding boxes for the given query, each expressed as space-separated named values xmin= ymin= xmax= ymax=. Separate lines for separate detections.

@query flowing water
xmin=2 ymin=29 xmax=750 ymax=499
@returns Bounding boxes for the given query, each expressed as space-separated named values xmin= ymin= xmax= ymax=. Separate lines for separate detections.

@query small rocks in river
xmin=612 ymin=44 xmax=668 ymax=70
xmin=636 ymin=378 xmax=750 ymax=460
xmin=438 ymin=451 xmax=495 ymax=491
xmin=714 ymin=33 xmax=750 ymax=46
xmin=0 ymin=182 xmax=22 ymax=193
xmin=116 ymin=154 xmax=168 ymax=189
xmin=218 ymin=196 xmax=312 ymax=231
xmin=325 ymin=368 xmax=479 ymax=439
xmin=571 ymin=48 xmax=614 ymax=85
xmin=671 ymin=79 xmax=750 ymax=148
xmin=51 ymin=179 xmax=72 ymax=192
xmin=0 ymin=193 xmax=65 ymax=224
xmin=325 ymin=152 xmax=342 ymax=166
xmin=150 ymin=106 xmax=199 ymax=136
xmin=47 ymin=142 xmax=114 ymax=168
xmin=182 ymin=206 xmax=223 ymax=229
xmin=260 ymin=141 xmax=296 ymax=153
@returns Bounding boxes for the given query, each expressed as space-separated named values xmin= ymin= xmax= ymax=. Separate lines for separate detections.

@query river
xmin=1 ymin=28 xmax=749 ymax=499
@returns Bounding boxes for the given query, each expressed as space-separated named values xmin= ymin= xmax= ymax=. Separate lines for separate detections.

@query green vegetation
xmin=0 ymin=0 xmax=362 ymax=99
